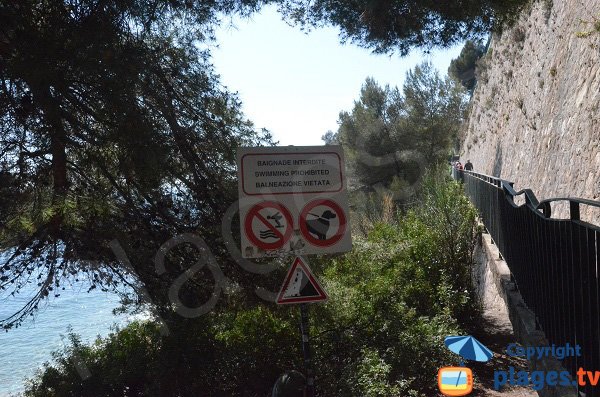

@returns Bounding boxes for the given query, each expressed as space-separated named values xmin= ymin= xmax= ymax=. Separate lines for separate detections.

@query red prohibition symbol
xmin=245 ymin=201 xmax=294 ymax=250
xmin=299 ymin=199 xmax=346 ymax=247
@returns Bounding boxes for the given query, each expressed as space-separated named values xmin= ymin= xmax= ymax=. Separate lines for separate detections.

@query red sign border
xmin=244 ymin=201 xmax=294 ymax=251
xmin=299 ymin=199 xmax=347 ymax=247
xmin=240 ymin=151 xmax=344 ymax=196
xmin=276 ymin=257 xmax=328 ymax=305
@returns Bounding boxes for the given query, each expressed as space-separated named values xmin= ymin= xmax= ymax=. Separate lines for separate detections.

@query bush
xmin=23 ymin=169 xmax=479 ymax=397
xmin=24 ymin=322 xmax=164 ymax=396
xmin=511 ymin=26 xmax=526 ymax=43
xmin=309 ymin=169 xmax=479 ymax=395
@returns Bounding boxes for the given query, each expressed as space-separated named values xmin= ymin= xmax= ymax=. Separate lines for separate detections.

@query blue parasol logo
xmin=445 ymin=335 xmax=493 ymax=363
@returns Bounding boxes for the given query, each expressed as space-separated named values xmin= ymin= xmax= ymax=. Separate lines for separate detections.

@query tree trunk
xmin=32 ymin=85 xmax=68 ymax=237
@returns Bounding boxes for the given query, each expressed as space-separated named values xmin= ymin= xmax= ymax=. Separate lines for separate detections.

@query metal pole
xmin=300 ymin=303 xmax=315 ymax=397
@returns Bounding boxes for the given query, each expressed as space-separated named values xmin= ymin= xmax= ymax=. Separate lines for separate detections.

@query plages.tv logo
xmin=438 ymin=366 xmax=473 ymax=396
xmin=438 ymin=335 xmax=494 ymax=396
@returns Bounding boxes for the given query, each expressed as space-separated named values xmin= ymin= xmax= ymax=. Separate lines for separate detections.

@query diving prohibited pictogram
xmin=244 ymin=201 xmax=294 ymax=251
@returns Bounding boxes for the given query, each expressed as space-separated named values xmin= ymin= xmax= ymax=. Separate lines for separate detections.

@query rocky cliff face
xmin=461 ymin=0 xmax=600 ymax=221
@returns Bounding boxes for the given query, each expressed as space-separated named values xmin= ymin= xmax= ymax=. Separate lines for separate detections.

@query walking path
xmin=467 ymin=259 xmax=538 ymax=397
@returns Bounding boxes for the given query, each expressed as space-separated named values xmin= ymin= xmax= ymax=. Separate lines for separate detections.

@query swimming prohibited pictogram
xmin=299 ymin=199 xmax=347 ymax=247
xmin=244 ymin=201 xmax=293 ymax=251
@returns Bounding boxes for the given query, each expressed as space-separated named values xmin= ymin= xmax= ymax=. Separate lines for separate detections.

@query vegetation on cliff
xmin=23 ymin=170 xmax=479 ymax=396
xmin=448 ymin=40 xmax=487 ymax=92
xmin=324 ymin=62 xmax=468 ymax=213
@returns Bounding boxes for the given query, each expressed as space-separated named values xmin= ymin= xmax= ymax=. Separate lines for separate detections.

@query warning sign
xmin=276 ymin=257 xmax=328 ymax=305
xmin=237 ymin=146 xmax=351 ymax=258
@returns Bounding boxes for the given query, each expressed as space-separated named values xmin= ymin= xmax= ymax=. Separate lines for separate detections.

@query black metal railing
xmin=453 ymin=168 xmax=600 ymax=395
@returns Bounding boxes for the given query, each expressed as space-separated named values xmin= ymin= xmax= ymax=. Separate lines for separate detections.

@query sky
xmin=212 ymin=5 xmax=464 ymax=146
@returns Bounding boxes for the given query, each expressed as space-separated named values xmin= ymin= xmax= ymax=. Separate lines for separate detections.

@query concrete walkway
xmin=468 ymin=232 xmax=538 ymax=396
xmin=467 ymin=286 xmax=538 ymax=396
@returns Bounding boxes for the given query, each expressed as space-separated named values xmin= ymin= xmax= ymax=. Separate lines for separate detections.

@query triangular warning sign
xmin=276 ymin=257 xmax=328 ymax=305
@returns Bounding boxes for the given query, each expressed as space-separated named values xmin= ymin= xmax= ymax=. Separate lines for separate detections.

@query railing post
xmin=570 ymin=201 xmax=580 ymax=221
xmin=540 ymin=202 xmax=552 ymax=218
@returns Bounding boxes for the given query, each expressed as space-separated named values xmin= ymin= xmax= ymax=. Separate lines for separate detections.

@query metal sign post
xmin=300 ymin=303 xmax=315 ymax=397
xmin=276 ymin=256 xmax=325 ymax=395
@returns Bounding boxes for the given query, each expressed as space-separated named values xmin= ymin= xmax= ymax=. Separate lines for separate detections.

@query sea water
xmin=0 ymin=281 xmax=135 ymax=396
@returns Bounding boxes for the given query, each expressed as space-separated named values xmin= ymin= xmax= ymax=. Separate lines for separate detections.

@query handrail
xmin=463 ymin=169 xmax=513 ymax=186
xmin=500 ymin=181 xmax=549 ymax=217
xmin=455 ymin=167 xmax=600 ymax=227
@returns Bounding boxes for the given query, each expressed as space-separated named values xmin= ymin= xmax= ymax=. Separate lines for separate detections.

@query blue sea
xmin=0 ymin=281 xmax=138 ymax=396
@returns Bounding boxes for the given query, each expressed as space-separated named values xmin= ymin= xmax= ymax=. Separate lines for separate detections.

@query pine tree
xmin=336 ymin=63 xmax=467 ymax=200
xmin=0 ymin=0 xmax=271 ymax=329
xmin=448 ymin=40 xmax=486 ymax=91
xmin=279 ymin=0 xmax=528 ymax=54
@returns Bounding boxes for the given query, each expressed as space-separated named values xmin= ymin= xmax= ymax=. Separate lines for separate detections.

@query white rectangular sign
xmin=237 ymin=145 xmax=352 ymax=258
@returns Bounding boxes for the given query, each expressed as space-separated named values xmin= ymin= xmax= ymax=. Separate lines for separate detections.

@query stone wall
xmin=461 ymin=0 xmax=600 ymax=221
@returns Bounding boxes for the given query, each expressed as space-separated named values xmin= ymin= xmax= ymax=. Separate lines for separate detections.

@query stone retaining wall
xmin=461 ymin=0 xmax=600 ymax=223
xmin=473 ymin=231 xmax=579 ymax=397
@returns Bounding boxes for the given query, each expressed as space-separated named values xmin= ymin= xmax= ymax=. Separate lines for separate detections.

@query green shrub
xmin=24 ymin=321 xmax=164 ymax=397
xmin=311 ymin=168 xmax=479 ymax=395
xmin=23 ymin=168 xmax=479 ymax=396
xmin=211 ymin=306 xmax=300 ymax=395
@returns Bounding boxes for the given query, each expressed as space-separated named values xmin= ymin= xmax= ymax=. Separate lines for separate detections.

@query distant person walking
xmin=454 ymin=161 xmax=464 ymax=183
xmin=465 ymin=160 xmax=473 ymax=171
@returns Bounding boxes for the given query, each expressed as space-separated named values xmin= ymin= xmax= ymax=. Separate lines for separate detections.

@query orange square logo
xmin=438 ymin=367 xmax=473 ymax=396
